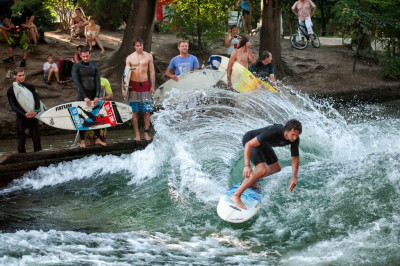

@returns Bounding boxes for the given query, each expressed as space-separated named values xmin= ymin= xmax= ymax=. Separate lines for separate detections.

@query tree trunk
xmin=319 ymin=0 xmax=326 ymax=36
xmin=105 ymin=0 xmax=157 ymax=77
xmin=260 ymin=0 xmax=292 ymax=77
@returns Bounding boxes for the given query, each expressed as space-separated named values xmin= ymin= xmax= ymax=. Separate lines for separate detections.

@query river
xmin=0 ymin=85 xmax=399 ymax=265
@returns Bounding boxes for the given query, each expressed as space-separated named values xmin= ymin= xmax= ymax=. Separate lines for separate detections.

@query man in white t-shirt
xmin=43 ymin=55 xmax=63 ymax=84
xmin=291 ymin=0 xmax=316 ymax=39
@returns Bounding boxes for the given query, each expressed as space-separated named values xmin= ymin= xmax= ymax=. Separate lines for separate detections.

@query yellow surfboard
xmin=209 ymin=55 xmax=278 ymax=93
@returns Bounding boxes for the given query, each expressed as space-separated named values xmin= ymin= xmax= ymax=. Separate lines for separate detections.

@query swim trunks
xmin=128 ymin=81 xmax=152 ymax=112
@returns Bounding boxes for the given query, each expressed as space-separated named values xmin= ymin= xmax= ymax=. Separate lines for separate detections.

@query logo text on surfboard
xmin=56 ymin=103 xmax=72 ymax=112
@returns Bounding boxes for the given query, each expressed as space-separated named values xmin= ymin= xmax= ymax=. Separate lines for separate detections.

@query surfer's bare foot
xmin=95 ymin=138 xmax=107 ymax=146
xmin=80 ymin=140 xmax=86 ymax=148
xmin=230 ymin=194 xmax=246 ymax=210
xmin=144 ymin=129 xmax=152 ymax=142
xmin=144 ymin=133 xmax=152 ymax=142
xmin=134 ymin=136 xmax=141 ymax=142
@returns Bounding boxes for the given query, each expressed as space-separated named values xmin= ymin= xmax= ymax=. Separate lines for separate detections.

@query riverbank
xmin=0 ymin=31 xmax=399 ymax=140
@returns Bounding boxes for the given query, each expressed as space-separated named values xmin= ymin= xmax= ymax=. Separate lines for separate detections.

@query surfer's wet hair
xmin=285 ymin=119 xmax=302 ymax=134
xmin=13 ymin=67 xmax=24 ymax=75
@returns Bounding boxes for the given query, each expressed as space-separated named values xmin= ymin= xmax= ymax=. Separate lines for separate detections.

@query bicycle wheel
xmin=311 ymin=33 xmax=320 ymax=48
xmin=237 ymin=16 xmax=244 ymax=33
xmin=290 ymin=32 xmax=308 ymax=50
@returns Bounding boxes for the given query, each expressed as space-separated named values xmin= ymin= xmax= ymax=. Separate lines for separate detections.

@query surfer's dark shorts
xmin=249 ymin=146 xmax=278 ymax=166
xmin=242 ymin=132 xmax=278 ymax=166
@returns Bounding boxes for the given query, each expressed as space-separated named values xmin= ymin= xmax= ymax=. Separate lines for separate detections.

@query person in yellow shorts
xmin=87 ymin=77 xmax=113 ymax=145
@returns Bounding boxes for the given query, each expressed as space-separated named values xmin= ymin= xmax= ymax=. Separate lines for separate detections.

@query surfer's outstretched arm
xmin=289 ymin=156 xmax=299 ymax=192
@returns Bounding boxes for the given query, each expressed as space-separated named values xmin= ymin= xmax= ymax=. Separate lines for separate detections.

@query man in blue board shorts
xmin=165 ymin=40 xmax=199 ymax=82
xmin=124 ymin=37 xmax=155 ymax=142
xmin=230 ymin=119 xmax=302 ymax=209
xmin=7 ymin=68 xmax=42 ymax=153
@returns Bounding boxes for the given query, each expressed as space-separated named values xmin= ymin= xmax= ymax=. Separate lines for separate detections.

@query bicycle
xmin=290 ymin=22 xmax=320 ymax=50
xmin=236 ymin=12 xmax=244 ymax=34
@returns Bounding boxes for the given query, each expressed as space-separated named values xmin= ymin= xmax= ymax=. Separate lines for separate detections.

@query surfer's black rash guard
xmin=71 ymin=61 xmax=101 ymax=101
xmin=242 ymin=124 xmax=300 ymax=166
xmin=7 ymin=83 xmax=41 ymax=153
xmin=7 ymin=82 xmax=40 ymax=117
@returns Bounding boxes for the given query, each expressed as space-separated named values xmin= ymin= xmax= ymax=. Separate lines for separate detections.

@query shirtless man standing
xmin=227 ymin=36 xmax=255 ymax=87
xmin=123 ymin=37 xmax=155 ymax=142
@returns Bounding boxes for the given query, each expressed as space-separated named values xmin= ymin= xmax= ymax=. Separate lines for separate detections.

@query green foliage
xmin=380 ymin=57 xmax=400 ymax=80
xmin=166 ymin=0 xmax=231 ymax=52
xmin=10 ymin=0 xmax=56 ymax=34
xmin=333 ymin=0 xmax=400 ymax=77
xmin=83 ymin=0 xmax=131 ymax=30
xmin=43 ymin=0 xmax=77 ymax=32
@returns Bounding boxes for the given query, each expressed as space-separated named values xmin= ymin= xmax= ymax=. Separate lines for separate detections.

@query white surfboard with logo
xmin=40 ymin=101 xmax=132 ymax=130
xmin=13 ymin=82 xmax=47 ymax=119
xmin=217 ymin=183 xmax=263 ymax=223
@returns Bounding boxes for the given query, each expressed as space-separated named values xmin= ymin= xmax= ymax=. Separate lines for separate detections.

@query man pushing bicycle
xmin=291 ymin=0 xmax=316 ymax=40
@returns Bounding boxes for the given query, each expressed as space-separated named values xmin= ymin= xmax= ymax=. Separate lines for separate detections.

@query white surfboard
xmin=122 ymin=66 xmax=136 ymax=101
xmin=153 ymin=69 xmax=227 ymax=105
xmin=40 ymin=100 xmax=132 ymax=131
xmin=208 ymin=55 xmax=278 ymax=93
xmin=13 ymin=82 xmax=47 ymax=119
xmin=217 ymin=183 xmax=263 ymax=223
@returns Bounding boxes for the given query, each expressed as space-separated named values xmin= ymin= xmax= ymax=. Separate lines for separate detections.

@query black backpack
xmin=59 ymin=59 xmax=74 ymax=81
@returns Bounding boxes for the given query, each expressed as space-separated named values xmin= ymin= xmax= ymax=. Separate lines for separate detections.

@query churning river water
xmin=0 ymin=84 xmax=399 ymax=265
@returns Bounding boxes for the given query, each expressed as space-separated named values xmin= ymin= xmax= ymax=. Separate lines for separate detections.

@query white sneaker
xmin=6 ymin=70 xmax=13 ymax=79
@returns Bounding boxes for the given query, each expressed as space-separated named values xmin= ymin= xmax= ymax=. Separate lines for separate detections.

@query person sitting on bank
xmin=2 ymin=5 xmax=34 ymax=67
xmin=250 ymin=50 xmax=277 ymax=86
xmin=0 ymin=17 xmax=12 ymax=42
xmin=84 ymin=16 xmax=105 ymax=54
xmin=7 ymin=68 xmax=42 ymax=153
xmin=70 ymin=8 xmax=88 ymax=38
xmin=43 ymin=55 xmax=64 ymax=84
xmin=25 ymin=12 xmax=40 ymax=46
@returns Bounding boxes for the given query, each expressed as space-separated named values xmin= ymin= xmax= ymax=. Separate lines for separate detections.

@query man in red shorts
xmin=123 ymin=37 xmax=155 ymax=141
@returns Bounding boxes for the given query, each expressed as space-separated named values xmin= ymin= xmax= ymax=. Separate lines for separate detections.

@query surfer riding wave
xmin=230 ymin=119 xmax=302 ymax=209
